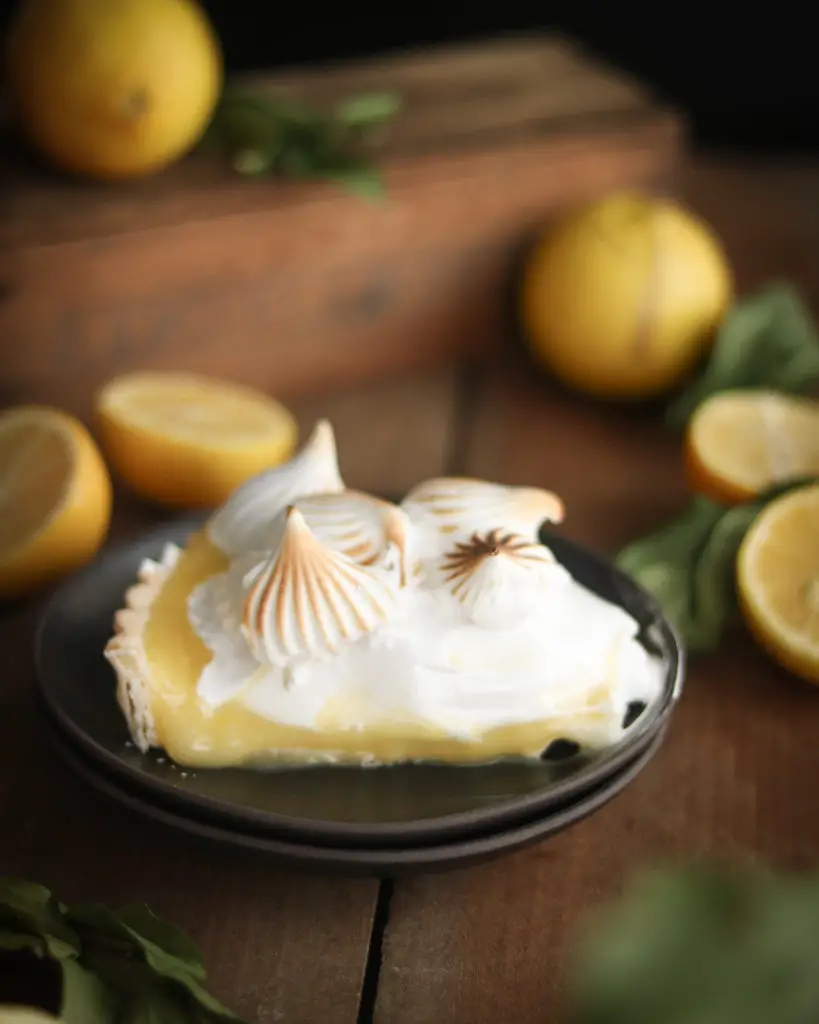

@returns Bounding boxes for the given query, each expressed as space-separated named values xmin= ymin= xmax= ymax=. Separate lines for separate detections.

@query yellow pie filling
xmin=138 ymin=531 xmax=614 ymax=769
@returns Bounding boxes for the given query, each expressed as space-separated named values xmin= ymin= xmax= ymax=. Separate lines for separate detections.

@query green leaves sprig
xmin=203 ymin=87 xmax=402 ymax=199
xmin=616 ymin=478 xmax=817 ymax=653
xmin=619 ymin=281 xmax=819 ymax=653
xmin=7 ymin=864 xmax=819 ymax=1024
xmin=665 ymin=283 xmax=819 ymax=430
xmin=569 ymin=862 xmax=819 ymax=1024
xmin=0 ymin=879 xmax=245 ymax=1024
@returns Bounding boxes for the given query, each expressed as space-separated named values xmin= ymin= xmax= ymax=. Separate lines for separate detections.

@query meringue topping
xmin=264 ymin=490 xmax=412 ymax=584
xmin=208 ymin=419 xmax=344 ymax=556
xmin=438 ymin=528 xmax=563 ymax=630
xmin=240 ymin=506 xmax=400 ymax=669
xmin=401 ymin=477 xmax=565 ymax=556
xmin=108 ymin=417 xmax=667 ymax=767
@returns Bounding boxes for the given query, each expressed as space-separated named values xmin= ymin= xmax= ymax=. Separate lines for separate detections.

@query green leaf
xmin=67 ymin=904 xmax=205 ymax=982
xmin=324 ymin=159 xmax=385 ymax=200
xmin=616 ymin=497 xmax=725 ymax=650
xmin=68 ymin=906 xmax=240 ymax=1021
xmin=0 ymin=884 xmax=246 ymax=1023
xmin=0 ymin=882 xmax=79 ymax=962
xmin=569 ymin=864 xmax=819 ymax=1024
xmin=204 ymin=85 xmax=398 ymax=196
xmin=616 ymin=477 xmax=819 ymax=653
xmin=336 ymin=91 xmax=402 ymax=129
xmin=85 ymin=949 xmax=239 ymax=1023
xmin=122 ymin=987 xmax=190 ymax=1024
xmin=113 ymin=906 xmax=205 ymax=979
xmin=58 ymin=960 xmax=114 ymax=1024
xmin=689 ymin=502 xmax=759 ymax=650
xmin=666 ymin=283 xmax=819 ymax=430
xmin=78 ymin=953 xmax=187 ymax=1024
xmin=168 ymin=974 xmax=241 ymax=1021
xmin=230 ymin=149 xmax=278 ymax=176
xmin=65 ymin=905 xmax=140 ymax=956
xmin=0 ymin=934 xmax=47 ymax=956
xmin=120 ymin=928 xmax=237 ymax=1018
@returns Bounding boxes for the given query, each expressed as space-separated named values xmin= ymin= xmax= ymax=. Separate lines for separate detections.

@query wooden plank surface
xmin=0 ymin=371 xmax=459 ymax=1024
xmin=372 ymin=158 xmax=819 ymax=1024
xmin=0 ymin=118 xmax=679 ymax=421
xmin=5 ymin=155 xmax=819 ymax=1024
xmin=0 ymin=35 xmax=666 ymax=248
xmin=0 ymin=33 xmax=682 ymax=424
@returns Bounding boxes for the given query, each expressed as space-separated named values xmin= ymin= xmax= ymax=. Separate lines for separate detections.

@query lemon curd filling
xmin=109 ymin=420 xmax=664 ymax=770
xmin=140 ymin=531 xmax=619 ymax=768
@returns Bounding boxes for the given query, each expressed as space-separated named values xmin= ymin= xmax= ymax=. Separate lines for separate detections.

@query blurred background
xmin=2 ymin=0 xmax=818 ymax=152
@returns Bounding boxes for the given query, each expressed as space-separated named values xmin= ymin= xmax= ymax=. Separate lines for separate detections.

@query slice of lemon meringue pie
xmin=105 ymin=420 xmax=663 ymax=768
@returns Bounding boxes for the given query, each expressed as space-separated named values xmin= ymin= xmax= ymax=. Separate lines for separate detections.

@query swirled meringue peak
xmin=262 ymin=490 xmax=412 ymax=583
xmin=240 ymin=506 xmax=402 ymax=670
xmin=401 ymin=477 xmax=564 ymax=557
xmin=207 ymin=419 xmax=343 ymax=556
xmin=435 ymin=528 xmax=567 ymax=631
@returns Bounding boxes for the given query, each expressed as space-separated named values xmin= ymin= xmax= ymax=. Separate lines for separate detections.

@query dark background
xmin=2 ymin=1 xmax=818 ymax=152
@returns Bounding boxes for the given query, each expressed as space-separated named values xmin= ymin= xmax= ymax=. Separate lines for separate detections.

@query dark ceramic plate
xmin=35 ymin=517 xmax=684 ymax=849
xmin=45 ymin=717 xmax=668 ymax=876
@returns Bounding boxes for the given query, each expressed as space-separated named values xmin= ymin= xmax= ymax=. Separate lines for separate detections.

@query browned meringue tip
xmin=281 ymin=490 xmax=412 ymax=583
xmin=241 ymin=494 xmax=400 ymax=662
xmin=519 ymin=487 xmax=565 ymax=525
xmin=308 ymin=418 xmax=337 ymax=453
xmin=282 ymin=504 xmax=308 ymax=530
xmin=403 ymin=476 xmax=566 ymax=531
xmin=441 ymin=528 xmax=554 ymax=590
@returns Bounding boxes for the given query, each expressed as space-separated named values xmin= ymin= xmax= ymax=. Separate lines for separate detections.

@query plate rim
xmin=34 ymin=515 xmax=684 ymax=845
xmin=45 ymin=717 xmax=669 ymax=875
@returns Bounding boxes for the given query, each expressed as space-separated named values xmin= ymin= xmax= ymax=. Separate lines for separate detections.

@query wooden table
xmin=3 ymin=155 xmax=819 ymax=1024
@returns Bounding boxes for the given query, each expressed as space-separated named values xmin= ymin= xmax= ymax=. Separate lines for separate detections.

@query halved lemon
xmin=685 ymin=390 xmax=819 ymax=504
xmin=0 ymin=406 xmax=112 ymax=600
xmin=736 ymin=482 xmax=819 ymax=683
xmin=95 ymin=372 xmax=299 ymax=508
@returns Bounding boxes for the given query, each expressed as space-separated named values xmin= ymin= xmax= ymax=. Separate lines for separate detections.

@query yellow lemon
xmin=95 ymin=371 xmax=299 ymax=509
xmin=737 ymin=482 xmax=819 ymax=684
xmin=5 ymin=0 xmax=222 ymax=180
xmin=685 ymin=390 xmax=819 ymax=504
xmin=0 ymin=406 xmax=113 ymax=600
xmin=521 ymin=192 xmax=733 ymax=399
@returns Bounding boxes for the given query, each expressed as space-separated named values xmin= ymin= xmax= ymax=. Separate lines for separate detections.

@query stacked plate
xmin=35 ymin=519 xmax=684 ymax=876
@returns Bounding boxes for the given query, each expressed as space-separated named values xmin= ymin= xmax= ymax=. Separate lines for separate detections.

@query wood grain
xmin=0 ymin=34 xmax=682 ymax=419
xmin=0 ymin=36 xmax=667 ymax=247
xmin=0 ymin=372 xmax=458 ymax=1024
xmin=372 ymin=159 xmax=819 ymax=1024
xmin=0 ymin=125 xmax=679 ymax=422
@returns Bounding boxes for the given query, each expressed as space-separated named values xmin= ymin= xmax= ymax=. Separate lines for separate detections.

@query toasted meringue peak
xmin=438 ymin=528 xmax=562 ymax=630
xmin=265 ymin=490 xmax=413 ymax=584
xmin=401 ymin=477 xmax=564 ymax=553
xmin=241 ymin=506 xmax=400 ymax=668
xmin=208 ymin=419 xmax=344 ymax=556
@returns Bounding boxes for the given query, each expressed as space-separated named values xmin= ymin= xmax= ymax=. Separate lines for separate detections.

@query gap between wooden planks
xmin=4 ymin=156 xmax=819 ymax=1024
xmin=369 ymin=365 xmax=819 ymax=1024
xmin=0 ymin=371 xmax=460 ymax=1024
xmin=369 ymin=157 xmax=819 ymax=1024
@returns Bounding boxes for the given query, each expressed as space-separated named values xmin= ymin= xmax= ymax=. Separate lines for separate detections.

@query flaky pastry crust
xmin=103 ymin=543 xmax=181 ymax=752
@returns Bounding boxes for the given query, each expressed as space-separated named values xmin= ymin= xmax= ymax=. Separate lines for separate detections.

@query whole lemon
xmin=6 ymin=0 xmax=222 ymax=180
xmin=520 ymin=192 xmax=733 ymax=400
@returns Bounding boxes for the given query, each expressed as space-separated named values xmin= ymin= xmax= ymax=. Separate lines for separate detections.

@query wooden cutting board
xmin=0 ymin=34 xmax=685 ymax=420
